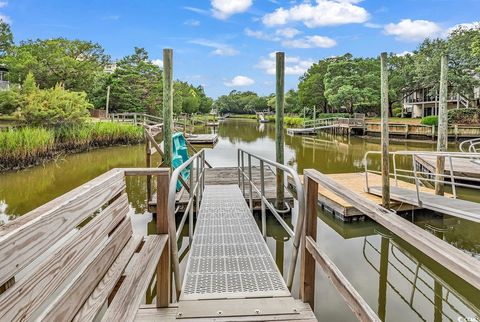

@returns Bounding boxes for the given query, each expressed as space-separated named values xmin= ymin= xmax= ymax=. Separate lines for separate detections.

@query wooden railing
xmin=301 ymin=169 xmax=380 ymax=322
xmin=0 ymin=168 xmax=172 ymax=321
xmin=301 ymin=168 xmax=480 ymax=320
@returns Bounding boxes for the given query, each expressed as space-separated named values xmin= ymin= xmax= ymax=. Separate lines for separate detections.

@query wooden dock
xmin=151 ymin=166 xmax=293 ymax=213
xmin=185 ymin=133 xmax=218 ymax=145
xmin=289 ymin=172 xmax=419 ymax=221
xmin=415 ymin=154 xmax=480 ymax=181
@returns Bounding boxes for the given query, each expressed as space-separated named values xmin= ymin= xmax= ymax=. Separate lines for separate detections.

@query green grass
xmin=0 ymin=122 xmax=144 ymax=170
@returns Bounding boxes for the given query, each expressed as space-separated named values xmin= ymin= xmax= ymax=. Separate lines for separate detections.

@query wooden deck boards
xmin=151 ymin=166 xmax=294 ymax=212
xmin=290 ymin=172 xmax=419 ymax=220
xmin=416 ymin=155 xmax=480 ymax=180
xmin=185 ymin=134 xmax=218 ymax=145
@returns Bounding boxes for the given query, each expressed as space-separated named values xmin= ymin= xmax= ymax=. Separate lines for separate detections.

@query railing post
xmin=241 ymin=151 xmax=246 ymax=197
xmin=196 ymin=156 xmax=200 ymax=214
xmin=300 ymin=174 xmax=318 ymax=309
xmin=189 ymin=164 xmax=194 ymax=244
xmin=156 ymin=172 xmax=170 ymax=307
xmin=260 ymin=160 xmax=266 ymax=238
xmin=412 ymin=155 xmax=422 ymax=206
xmin=248 ymin=154 xmax=253 ymax=212
xmin=449 ymin=156 xmax=457 ymax=199
xmin=145 ymin=131 xmax=152 ymax=202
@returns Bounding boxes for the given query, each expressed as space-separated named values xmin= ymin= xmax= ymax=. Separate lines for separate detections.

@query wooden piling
xmin=276 ymin=52 xmax=285 ymax=209
xmin=105 ymin=85 xmax=111 ymax=117
xmin=380 ymin=52 xmax=390 ymax=208
xmin=435 ymin=55 xmax=448 ymax=196
xmin=163 ymin=49 xmax=173 ymax=168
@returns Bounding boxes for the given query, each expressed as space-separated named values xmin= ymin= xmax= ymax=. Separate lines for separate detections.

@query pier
xmin=287 ymin=114 xmax=366 ymax=136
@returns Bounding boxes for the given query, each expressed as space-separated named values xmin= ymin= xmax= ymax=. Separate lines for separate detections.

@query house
xmin=403 ymin=86 xmax=480 ymax=118
xmin=0 ymin=65 xmax=9 ymax=91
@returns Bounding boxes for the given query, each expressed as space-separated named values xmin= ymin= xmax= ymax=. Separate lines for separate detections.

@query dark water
xmin=1 ymin=119 xmax=479 ymax=321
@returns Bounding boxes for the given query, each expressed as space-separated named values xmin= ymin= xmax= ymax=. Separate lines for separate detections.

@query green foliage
xmin=393 ymin=107 xmax=403 ymax=117
xmin=2 ymin=38 xmax=109 ymax=92
xmin=106 ymin=47 xmax=162 ymax=114
xmin=421 ymin=115 xmax=438 ymax=126
xmin=0 ymin=122 xmax=143 ymax=169
xmin=21 ymin=72 xmax=37 ymax=95
xmin=22 ymin=84 xmax=92 ymax=126
xmin=0 ymin=20 xmax=13 ymax=57
xmin=216 ymin=90 xmax=269 ymax=114
xmin=0 ymin=90 xmax=20 ymax=114
xmin=448 ymin=108 xmax=480 ymax=124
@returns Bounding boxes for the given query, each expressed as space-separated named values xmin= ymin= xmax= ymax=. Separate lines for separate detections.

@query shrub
xmin=0 ymin=90 xmax=21 ymax=115
xmin=421 ymin=115 xmax=438 ymax=126
xmin=393 ymin=108 xmax=402 ymax=117
xmin=448 ymin=108 xmax=480 ymax=125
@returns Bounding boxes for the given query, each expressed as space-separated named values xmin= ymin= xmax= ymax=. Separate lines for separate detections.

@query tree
xmin=298 ymin=59 xmax=331 ymax=113
xmin=108 ymin=47 xmax=162 ymax=114
xmin=3 ymin=38 xmax=109 ymax=92
xmin=0 ymin=90 xmax=20 ymax=114
xmin=387 ymin=53 xmax=417 ymax=116
xmin=324 ymin=55 xmax=380 ymax=114
xmin=0 ymin=21 xmax=13 ymax=58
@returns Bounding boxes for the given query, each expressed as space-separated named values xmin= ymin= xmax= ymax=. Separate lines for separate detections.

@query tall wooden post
xmin=380 ymin=52 xmax=390 ymax=208
xmin=163 ymin=49 xmax=173 ymax=168
xmin=435 ymin=55 xmax=448 ymax=196
xmin=275 ymin=52 xmax=285 ymax=209
xmin=156 ymin=172 xmax=170 ymax=307
xmin=105 ymin=85 xmax=111 ymax=117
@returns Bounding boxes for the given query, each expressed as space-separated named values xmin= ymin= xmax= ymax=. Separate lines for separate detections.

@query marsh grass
xmin=0 ymin=122 xmax=144 ymax=170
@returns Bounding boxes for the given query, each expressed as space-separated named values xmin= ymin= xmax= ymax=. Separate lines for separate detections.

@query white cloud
xmin=182 ymin=6 xmax=210 ymax=15
xmin=276 ymin=27 xmax=301 ymax=38
xmin=151 ymin=59 xmax=163 ymax=68
xmin=0 ymin=2 xmax=7 ymax=8
xmin=184 ymin=19 xmax=200 ymax=27
xmin=396 ymin=51 xmax=412 ymax=57
xmin=0 ymin=14 xmax=10 ymax=24
xmin=384 ymin=19 xmax=441 ymax=41
xmin=189 ymin=39 xmax=239 ymax=56
xmin=224 ymin=75 xmax=255 ymax=87
xmin=262 ymin=0 xmax=369 ymax=28
xmin=244 ymin=28 xmax=280 ymax=41
xmin=446 ymin=21 xmax=480 ymax=35
xmin=282 ymin=35 xmax=336 ymax=48
xmin=364 ymin=22 xmax=382 ymax=29
xmin=256 ymin=52 xmax=314 ymax=76
xmin=211 ymin=0 xmax=252 ymax=20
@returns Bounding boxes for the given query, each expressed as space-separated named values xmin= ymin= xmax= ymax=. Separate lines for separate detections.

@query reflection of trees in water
xmin=217 ymin=119 xmax=271 ymax=144
xmin=0 ymin=145 xmax=146 ymax=217
xmin=363 ymin=228 xmax=480 ymax=321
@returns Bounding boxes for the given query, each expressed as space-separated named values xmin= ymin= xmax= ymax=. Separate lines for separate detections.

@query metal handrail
xmin=460 ymin=138 xmax=480 ymax=153
xmin=237 ymin=148 xmax=305 ymax=290
xmin=364 ymin=150 xmax=480 ymax=206
xmin=167 ymin=149 xmax=206 ymax=297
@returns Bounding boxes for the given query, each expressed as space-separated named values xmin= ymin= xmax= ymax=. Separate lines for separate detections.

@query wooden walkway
xmin=142 ymin=185 xmax=316 ymax=321
xmin=151 ymin=167 xmax=294 ymax=212
xmin=415 ymin=154 xmax=480 ymax=181
xmin=368 ymin=185 xmax=480 ymax=223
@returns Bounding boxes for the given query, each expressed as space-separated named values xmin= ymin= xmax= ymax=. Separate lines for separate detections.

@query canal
xmin=1 ymin=118 xmax=479 ymax=321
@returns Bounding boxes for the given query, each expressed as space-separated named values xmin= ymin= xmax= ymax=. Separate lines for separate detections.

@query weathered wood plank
xmin=73 ymin=235 xmax=142 ymax=322
xmin=38 ymin=217 xmax=133 ymax=322
xmin=0 ymin=193 xmax=129 ymax=321
xmin=305 ymin=236 xmax=380 ymax=322
xmin=304 ymin=169 xmax=480 ymax=291
xmin=102 ymin=235 xmax=168 ymax=321
xmin=0 ymin=169 xmax=125 ymax=286
xmin=300 ymin=177 xmax=317 ymax=308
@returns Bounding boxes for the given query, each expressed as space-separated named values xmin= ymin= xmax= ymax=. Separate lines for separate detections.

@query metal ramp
xmin=177 ymin=185 xmax=307 ymax=319
xmin=368 ymin=186 xmax=480 ymax=223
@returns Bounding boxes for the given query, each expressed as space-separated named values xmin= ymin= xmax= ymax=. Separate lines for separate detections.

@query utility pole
xmin=105 ymin=85 xmax=110 ymax=117
xmin=275 ymin=52 xmax=285 ymax=210
xmin=435 ymin=55 xmax=448 ymax=196
xmin=380 ymin=52 xmax=390 ymax=208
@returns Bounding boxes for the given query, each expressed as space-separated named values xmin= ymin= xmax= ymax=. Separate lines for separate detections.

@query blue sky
xmin=2 ymin=0 xmax=480 ymax=98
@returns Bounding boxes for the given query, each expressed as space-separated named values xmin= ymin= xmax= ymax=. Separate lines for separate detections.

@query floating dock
xmin=415 ymin=154 xmax=480 ymax=181
xmin=289 ymin=172 xmax=423 ymax=221
xmin=185 ymin=133 xmax=218 ymax=145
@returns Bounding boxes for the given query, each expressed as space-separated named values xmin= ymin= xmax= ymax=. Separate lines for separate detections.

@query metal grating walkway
xmin=180 ymin=185 xmax=291 ymax=301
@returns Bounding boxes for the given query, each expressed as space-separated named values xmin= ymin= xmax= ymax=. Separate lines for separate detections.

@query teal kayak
xmin=172 ymin=132 xmax=190 ymax=191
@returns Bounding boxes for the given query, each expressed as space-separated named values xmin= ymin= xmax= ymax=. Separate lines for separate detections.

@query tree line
xmin=0 ymin=21 xmax=212 ymax=120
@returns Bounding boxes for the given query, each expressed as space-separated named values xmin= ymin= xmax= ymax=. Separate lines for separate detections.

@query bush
xmin=0 ymin=90 xmax=21 ymax=115
xmin=393 ymin=108 xmax=402 ymax=117
xmin=421 ymin=115 xmax=438 ymax=126
xmin=448 ymin=108 xmax=480 ymax=125
xmin=21 ymin=84 xmax=92 ymax=127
